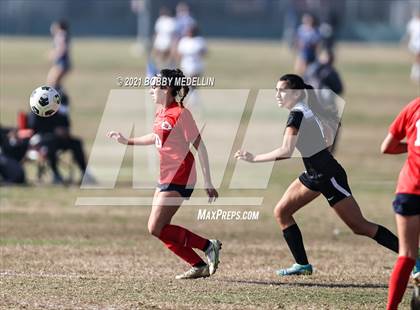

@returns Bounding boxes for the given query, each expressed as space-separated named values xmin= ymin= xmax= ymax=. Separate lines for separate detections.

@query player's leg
xmin=387 ymin=214 xmax=419 ymax=310
xmin=148 ymin=189 xmax=220 ymax=278
xmin=321 ymin=167 xmax=398 ymax=253
xmin=333 ymin=197 xmax=398 ymax=253
xmin=46 ymin=65 xmax=64 ymax=88
xmin=274 ymin=177 xmax=320 ymax=275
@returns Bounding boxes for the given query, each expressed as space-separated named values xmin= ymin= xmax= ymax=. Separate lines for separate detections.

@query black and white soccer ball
xmin=29 ymin=86 xmax=61 ymax=117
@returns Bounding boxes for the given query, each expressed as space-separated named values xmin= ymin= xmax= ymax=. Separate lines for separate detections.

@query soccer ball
xmin=29 ymin=86 xmax=61 ymax=117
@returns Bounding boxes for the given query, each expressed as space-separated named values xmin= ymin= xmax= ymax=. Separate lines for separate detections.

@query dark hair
xmin=56 ymin=19 xmax=69 ymax=32
xmin=279 ymin=74 xmax=330 ymax=121
xmin=159 ymin=68 xmax=189 ymax=106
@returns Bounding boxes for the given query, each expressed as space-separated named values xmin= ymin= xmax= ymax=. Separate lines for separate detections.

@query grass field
xmin=1 ymin=37 xmax=419 ymax=309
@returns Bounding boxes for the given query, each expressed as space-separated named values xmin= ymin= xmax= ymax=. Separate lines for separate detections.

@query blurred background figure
xmin=26 ymin=94 xmax=94 ymax=185
xmin=152 ymin=6 xmax=177 ymax=70
xmin=177 ymin=24 xmax=207 ymax=112
xmin=304 ymin=49 xmax=343 ymax=154
xmin=175 ymin=2 xmax=196 ymax=39
xmin=405 ymin=11 xmax=420 ymax=83
xmin=0 ymin=124 xmax=29 ymax=184
xmin=177 ymin=25 xmax=207 ymax=79
xmin=318 ymin=7 xmax=339 ymax=52
xmin=294 ymin=13 xmax=321 ymax=75
xmin=304 ymin=49 xmax=343 ymax=96
xmin=46 ymin=20 xmax=71 ymax=88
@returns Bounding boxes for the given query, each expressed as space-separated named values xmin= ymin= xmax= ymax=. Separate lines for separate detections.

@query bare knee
xmin=147 ymin=222 xmax=163 ymax=238
xmin=274 ymin=201 xmax=294 ymax=228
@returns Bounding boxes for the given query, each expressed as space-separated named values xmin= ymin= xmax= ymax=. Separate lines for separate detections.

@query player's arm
xmin=381 ymin=103 xmax=409 ymax=154
xmin=381 ymin=133 xmax=407 ymax=154
xmin=235 ymin=126 xmax=298 ymax=163
xmin=107 ymin=131 xmax=155 ymax=145
xmin=192 ymin=134 xmax=218 ymax=202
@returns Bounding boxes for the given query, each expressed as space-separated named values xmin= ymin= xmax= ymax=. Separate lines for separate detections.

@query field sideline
xmin=1 ymin=37 xmax=419 ymax=309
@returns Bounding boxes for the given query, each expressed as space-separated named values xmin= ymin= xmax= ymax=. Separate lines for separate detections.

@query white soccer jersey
xmin=177 ymin=36 xmax=207 ymax=77
xmin=153 ymin=16 xmax=177 ymax=52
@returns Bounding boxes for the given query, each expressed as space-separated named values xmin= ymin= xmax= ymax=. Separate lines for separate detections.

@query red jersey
xmin=153 ymin=102 xmax=200 ymax=186
xmin=389 ymin=97 xmax=420 ymax=195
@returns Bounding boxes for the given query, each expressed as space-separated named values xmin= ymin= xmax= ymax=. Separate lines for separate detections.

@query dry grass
xmin=1 ymin=37 xmax=418 ymax=309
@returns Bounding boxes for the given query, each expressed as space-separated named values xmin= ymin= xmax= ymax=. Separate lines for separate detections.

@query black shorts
xmin=393 ymin=193 xmax=420 ymax=216
xmin=157 ymin=183 xmax=194 ymax=199
xmin=299 ymin=167 xmax=352 ymax=207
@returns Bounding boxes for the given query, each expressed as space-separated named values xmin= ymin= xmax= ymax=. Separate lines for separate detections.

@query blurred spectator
xmin=304 ymin=49 xmax=343 ymax=95
xmin=405 ymin=11 xmax=420 ymax=83
xmin=294 ymin=13 xmax=321 ymax=75
xmin=177 ymin=25 xmax=207 ymax=112
xmin=0 ymin=125 xmax=28 ymax=184
xmin=177 ymin=25 xmax=207 ymax=79
xmin=304 ymin=49 xmax=343 ymax=154
xmin=175 ymin=2 xmax=196 ymax=38
xmin=47 ymin=20 xmax=71 ymax=88
xmin=318 ymin=9 xmax=339 ymax=52
xmin=27 ymin=90 xmax=94 ymax=185
xmin=152 ymin=7 xmax=177 ymax=69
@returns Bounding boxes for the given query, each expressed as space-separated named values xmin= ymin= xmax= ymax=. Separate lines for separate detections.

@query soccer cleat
xmin=205 ymin=239 xmax=222 ymax=275
xmin=276 ymin=263 xmax=313 ymax=276
xmin=175 ymin=265 xmax=210 ymax=280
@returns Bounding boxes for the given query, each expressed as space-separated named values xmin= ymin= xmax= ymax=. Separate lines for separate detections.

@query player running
xmin=107 ymin=68 xmax=221 ymax=279
xmin=47 ymin=20 xmax=71 ymax=88
xmin=235 ymin=74 xmax=399 ymax=276
xmin=381 ymin=98 xmax=419 ymax=310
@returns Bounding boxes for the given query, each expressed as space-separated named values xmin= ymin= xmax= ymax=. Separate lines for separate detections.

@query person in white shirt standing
xmin=177 ymin=25 xmax=207 ymax=112
xmin=406 ymin=11 xmax=420 ymax=83
xmin=152 ymin=7 xmax=177 ymax=69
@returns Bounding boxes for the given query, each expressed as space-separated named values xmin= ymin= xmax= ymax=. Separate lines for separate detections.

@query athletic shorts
xmin=157 ymin=183 xmax=194 ymax=199
xmin=55 ymin=57 xmax=71 ymax=71
xmin=299 ymin=166 xmax=352 ymax=207
xmin=393 ymin=193 xmax=420 ymax=216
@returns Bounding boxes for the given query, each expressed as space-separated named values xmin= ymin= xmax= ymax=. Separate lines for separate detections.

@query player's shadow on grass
xmin=222 ymin=279 xmax=388 ymax=289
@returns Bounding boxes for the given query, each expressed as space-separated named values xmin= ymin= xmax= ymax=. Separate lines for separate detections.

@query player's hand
xmin=234 ymin=150 xmax=255 ymax=162
xmin=107 ymin=131 xmax=128 ymax=145
xmin=205 ymin=184 xmax=218 ymax=203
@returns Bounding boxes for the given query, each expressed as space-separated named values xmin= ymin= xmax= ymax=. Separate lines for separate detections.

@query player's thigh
xmin=333 ymin=196 xmax=376 ymax=237
xmin=395 ymin=214 xmax=420 ymax=258
xmin=148 ymin=190 xmax=183 ymax=235
xmin=274 ymin=178 xmax=320 ymax=217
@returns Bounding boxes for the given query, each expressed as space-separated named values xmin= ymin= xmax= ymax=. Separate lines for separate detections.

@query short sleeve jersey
xmin=389 ymin=97 xmax=420 ymax=195
xmin=153 ymin=102 xmax=199 ymax=185
xmin=286 ymin=102 xmax=340 ymax=178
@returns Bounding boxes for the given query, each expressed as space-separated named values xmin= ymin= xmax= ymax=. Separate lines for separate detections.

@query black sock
xmin=373 ymin=225 xmax=399 ymax=253
xmin=283 ymin=224 xmax=309 ymax=265
xmin=193 ymin=261 xmax=207 ymax=268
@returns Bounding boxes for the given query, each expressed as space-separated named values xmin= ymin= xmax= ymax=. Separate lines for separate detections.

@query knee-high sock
xmin=386 ymin=256 xmax=415 ymax=310
xmin=161 ymin=240 xmax=205 ymax=267
xmin=283 ymin=224 xmax=309 ymax=265
xmin=159 ymin=224 xmax=209 ymax=251
xmin=373 ymin=225 xmax=399 ymax=253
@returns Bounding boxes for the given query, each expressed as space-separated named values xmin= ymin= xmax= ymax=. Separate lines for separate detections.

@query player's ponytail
xmin=279 ymin=74 xmax=326 ymax=117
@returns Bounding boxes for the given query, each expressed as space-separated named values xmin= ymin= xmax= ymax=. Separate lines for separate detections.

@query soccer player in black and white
xmin=235 ymin=74 xmax=399 ymax=276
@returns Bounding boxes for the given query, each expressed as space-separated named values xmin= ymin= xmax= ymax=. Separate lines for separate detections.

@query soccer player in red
xmin=108 ymin=69 xmax=221 ymax=279
xmin=381 ymin=97 xmax=420 ymax=310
